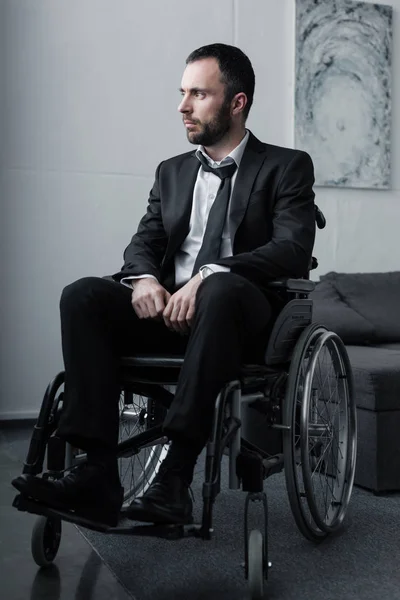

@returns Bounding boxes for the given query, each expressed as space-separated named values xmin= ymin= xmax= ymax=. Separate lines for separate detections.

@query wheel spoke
xmin=118 ymin=392 xmax=168 ymax=503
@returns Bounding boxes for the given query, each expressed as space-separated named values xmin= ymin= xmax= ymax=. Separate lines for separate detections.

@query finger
xmin=163 ymin=301 xmax=173 ymax=330
xmin=186 ymin=302 xmax=195 ymax=330
xmin=132 ymin=288 xmax=149 ymax=319
xmin=169 ymin=301 xmax=183 ymax=333
xmin=154 ymin=292 xmax=167 ymax=318
xmin=163 ymin=294 xmax=177 ymax=329
xmin=177 ymin=302 xmax=190 ymax=334
xmin=131 ymin=292 xmax=141 ymax=316
xmin=139 ymin=301 xmax=151 ymax=319
xmin=141 ymin=295 xmax=158 ymax=319
xmin=163 ymin=313 xmax=170 ymax=327
xmin=132 ymin=301 xmax=145 ymax=319
xmin=163 ymin=296 xmax=173 ymax=319
xmin=145 ymin=298 xmax=158 ymax=320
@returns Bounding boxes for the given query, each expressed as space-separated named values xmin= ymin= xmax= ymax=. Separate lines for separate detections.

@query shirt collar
xmin=196 ymin=129 xmax=250 ymax=168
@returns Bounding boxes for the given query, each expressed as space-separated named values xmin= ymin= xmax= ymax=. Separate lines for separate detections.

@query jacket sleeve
xmin=215 ymin=151 xmax=316 ymax=286
xmin=112 ymin=162 xmax=168 ymax=283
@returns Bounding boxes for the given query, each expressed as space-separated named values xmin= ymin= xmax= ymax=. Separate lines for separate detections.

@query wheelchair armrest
xmin=266 ymin=278 xmax=315 ymax=293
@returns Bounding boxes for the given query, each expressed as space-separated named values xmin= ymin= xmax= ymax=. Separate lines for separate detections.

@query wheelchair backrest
xmin=264 ymin=299 xmax=313 ymax=365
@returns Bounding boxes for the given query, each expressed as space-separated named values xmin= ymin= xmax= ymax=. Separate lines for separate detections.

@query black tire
xmin=300 ymin=331 xmax=357 ymax=533
xmin=283 ymin=324 xmax=356 ymax=541
xmin=31 ymin=516 xmax=62 ymax=567
xmin=248 ymin=529 xmax=265 ymax=600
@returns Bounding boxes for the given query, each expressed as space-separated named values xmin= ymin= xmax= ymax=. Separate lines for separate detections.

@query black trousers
xmin=57 ymin=272 xmax=274 ymax=454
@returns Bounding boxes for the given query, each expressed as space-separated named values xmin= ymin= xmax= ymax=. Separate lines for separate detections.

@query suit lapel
xmin=164 ymin=153 xmax=199 ymax=265
xmin=228 ymin=132 xmax=266 ymax=244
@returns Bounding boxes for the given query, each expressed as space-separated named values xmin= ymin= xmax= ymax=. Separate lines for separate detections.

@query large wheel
xmin=117 ymin=390 xmax=169 ymax=505
xmin=283 ymin=324 xmax=357 ymax=541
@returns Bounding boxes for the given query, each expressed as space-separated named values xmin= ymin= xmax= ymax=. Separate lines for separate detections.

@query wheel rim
xmin=301 ymin=332 xmax=356 ymax=532
xmin=284 ymin=325 xmax=328 ymax=539
xmin=118 ymin=393 xmax=169 ymax=504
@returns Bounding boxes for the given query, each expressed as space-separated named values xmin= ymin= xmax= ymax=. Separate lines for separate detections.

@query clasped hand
xmin=131 ymin=275 xmax=202 ymax=335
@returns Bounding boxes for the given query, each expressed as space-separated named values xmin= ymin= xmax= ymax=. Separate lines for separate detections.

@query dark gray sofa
xmin=310 ymin=271 xmax=400 ymax=493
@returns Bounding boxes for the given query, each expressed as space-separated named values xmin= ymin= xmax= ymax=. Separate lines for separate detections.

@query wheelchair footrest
xmin=13 ymin=493 xmax=112 ymax=533
xmin=13 ymin=493 xmax=206 ymax=539
xmin=262 ymin=453 xmax=284 ymax=478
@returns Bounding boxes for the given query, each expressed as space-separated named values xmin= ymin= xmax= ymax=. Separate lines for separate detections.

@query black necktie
xmin=191 ymin=153 xmax=237 ymax=277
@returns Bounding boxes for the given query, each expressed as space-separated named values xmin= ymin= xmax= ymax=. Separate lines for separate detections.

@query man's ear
xmin=231 ymin=92 xmax=248 ymax=116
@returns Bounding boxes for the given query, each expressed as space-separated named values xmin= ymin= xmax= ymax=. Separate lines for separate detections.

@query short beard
xmin=186 ymin=99 xmax=232 ymax=147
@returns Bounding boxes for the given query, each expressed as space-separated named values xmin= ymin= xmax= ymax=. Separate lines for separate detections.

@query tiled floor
xmin=0 ymin=422 xmax=133 ymax=600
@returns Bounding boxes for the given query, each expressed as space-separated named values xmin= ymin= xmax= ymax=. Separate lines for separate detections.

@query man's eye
xmin=195 ymin=92 xmax=205 ymax=98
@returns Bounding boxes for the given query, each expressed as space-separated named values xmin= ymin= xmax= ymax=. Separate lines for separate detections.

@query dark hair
xmin=186 ymin=43 xmax=255 ymax=120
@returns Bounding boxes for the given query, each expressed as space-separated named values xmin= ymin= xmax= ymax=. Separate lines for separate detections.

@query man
xmin=13 ymin=44 xmax=316 ymax=527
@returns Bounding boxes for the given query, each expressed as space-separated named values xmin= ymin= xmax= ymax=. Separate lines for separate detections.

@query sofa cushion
xmin=321 ymin=271 xmax=400 ymax=343
xmin=345 ymin=345 xmax=400 ymax=411
xmin=310 ymin=279 xmax=375 ymax=344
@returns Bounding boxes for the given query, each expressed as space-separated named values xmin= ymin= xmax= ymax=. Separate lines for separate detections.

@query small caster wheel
xmin=31 ymin=516 xmax=62 ymax=567
xmin=248 ymin=529 xmax=265 ymax=599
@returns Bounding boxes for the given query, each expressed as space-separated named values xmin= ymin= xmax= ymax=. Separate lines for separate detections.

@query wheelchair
xmin=12 ymin=207 xmax=357 ymax=600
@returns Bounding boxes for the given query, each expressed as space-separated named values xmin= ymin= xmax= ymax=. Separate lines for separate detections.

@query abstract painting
xmin=295 ymin=0 xmax=392 ymax=188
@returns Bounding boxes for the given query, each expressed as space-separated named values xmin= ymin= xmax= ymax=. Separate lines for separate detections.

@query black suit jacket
xmin=113 ymin=131 xmax=316 ymax=293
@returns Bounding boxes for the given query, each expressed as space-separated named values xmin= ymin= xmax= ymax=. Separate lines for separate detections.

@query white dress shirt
xmin=121 ymin=129 xmax=249 ymax=289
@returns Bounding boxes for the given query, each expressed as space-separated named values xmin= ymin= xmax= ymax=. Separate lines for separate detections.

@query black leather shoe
xmin=12 ymin=464 xmax=124 ymax=527
xmin=124 ymin=468 xmax=193 ymax=524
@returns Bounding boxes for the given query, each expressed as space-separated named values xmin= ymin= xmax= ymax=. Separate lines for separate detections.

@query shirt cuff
xmin=120 ymin=274 xmax=158 ymax=289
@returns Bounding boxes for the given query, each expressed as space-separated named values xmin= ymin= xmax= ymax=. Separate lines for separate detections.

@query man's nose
xmin=178 ymin=95 xmax=191 ymax=114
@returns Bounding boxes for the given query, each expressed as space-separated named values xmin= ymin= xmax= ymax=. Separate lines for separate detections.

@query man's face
xmin=178 ymin=58 xmax=232 ymax=146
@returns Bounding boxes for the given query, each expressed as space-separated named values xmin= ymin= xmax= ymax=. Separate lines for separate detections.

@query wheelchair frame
xmin=13 ymin=276 xmax=357 ymax=600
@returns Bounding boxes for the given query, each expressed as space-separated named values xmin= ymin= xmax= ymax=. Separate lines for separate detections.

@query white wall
xmin=1 ymin=0 xmax=399 ymax=418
